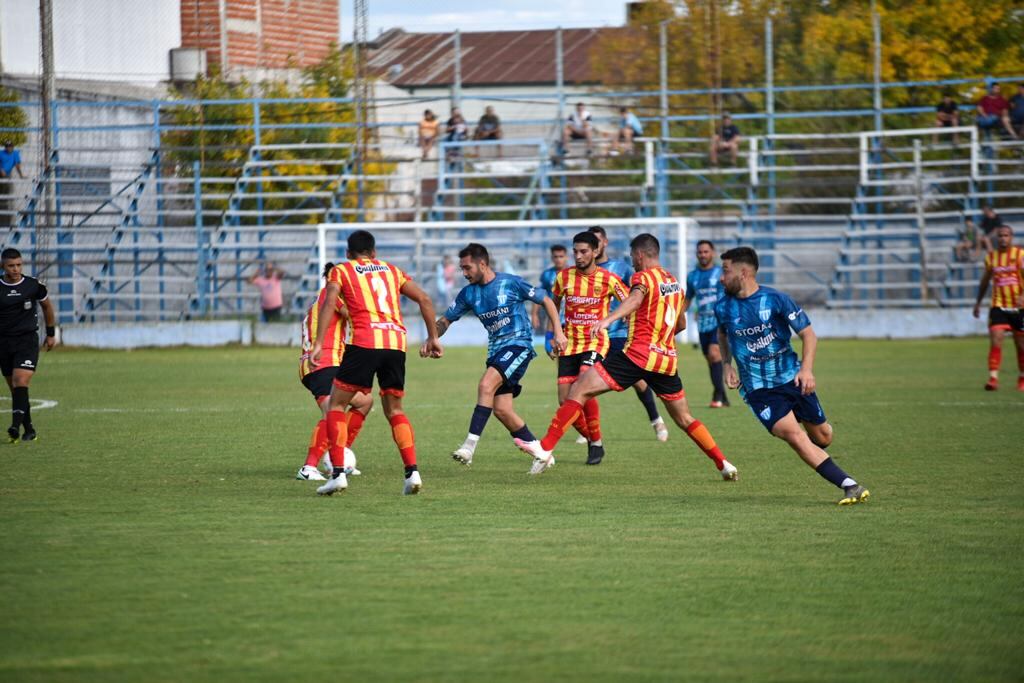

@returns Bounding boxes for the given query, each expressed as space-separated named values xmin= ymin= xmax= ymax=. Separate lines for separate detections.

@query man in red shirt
xmin=976 ymin=83 xmax=1018 ymax=139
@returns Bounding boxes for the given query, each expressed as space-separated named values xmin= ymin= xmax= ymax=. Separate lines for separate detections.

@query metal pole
xmin=453 ymin=30 xmax=462 ymax=110
xmin=765 ymin=18 xmax=774 ymax=138
xmin=555 ymin=28 xmax=565 ymax=131
xmin=913 ymin=140 xmax=928 ymax=303
xmin=194 ymin=161 xmax=207 ymax=316
xmin=872 ymin=8 xmax=882 ymax=132
xmin=659 ymin=21 xmax=668 ymax=140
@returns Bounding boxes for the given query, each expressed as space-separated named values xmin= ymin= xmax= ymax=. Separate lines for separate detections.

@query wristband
xmin=46 ymin=326 xmax=56 ymax=337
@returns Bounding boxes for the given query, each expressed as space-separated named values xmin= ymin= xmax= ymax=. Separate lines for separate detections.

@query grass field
xmin=1 ymin=338 xmax=1022 ymax=682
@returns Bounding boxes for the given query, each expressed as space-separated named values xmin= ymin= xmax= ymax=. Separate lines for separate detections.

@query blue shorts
xmin=607 ymin=336 xmax=627 ymax=353
xmin=486 ymin=345 xmax=536 ymax=398
xmin=698 ymin=329 xmax=719 ymax=355
xmin=744 ymin=380 xmax=827 ymax=432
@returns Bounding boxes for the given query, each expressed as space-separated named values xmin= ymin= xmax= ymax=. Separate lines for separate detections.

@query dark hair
xmin=696 ymin=239 xmax=715 ymax=250
xmin=721 ymin=246 xmax=759 ymax=272
xmin=549 ymin=244 xmax=567 ymax=254
xmin=587 ymin=225 xmax=607 ymax=238
xmin=572 ymin=231 xmax=599 ymax=249
xmin=458 ymin=242 xmax=490 ymax=265
xmin=629 ymin=233 xmax=660 ymax=256
xmin=322 ymin=261 xmax=335 ymax=279
xmin=347 ymin=230 xmax=375 ymax=256
xmin=1 ymin=247 xmax=21 ymax=261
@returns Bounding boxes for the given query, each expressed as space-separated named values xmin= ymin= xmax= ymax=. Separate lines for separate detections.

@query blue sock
xmin=511 ymin=425 xmax=536 ymax=442
xmin=469 ymin=404 xmax=492 ymax=437
xmin=815 ymin=457 xmax=856 ymax=489
xmin=635 ymin=385 xmax=659 ymax=421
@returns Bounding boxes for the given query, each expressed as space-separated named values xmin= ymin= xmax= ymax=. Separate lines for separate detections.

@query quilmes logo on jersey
xmin=759 ymin=406 xmax=771 ymax=421
xmin=354 ymin=263 xmax=389 ymax=275
xmin=658 ymin=282 xmax=681 ymax=296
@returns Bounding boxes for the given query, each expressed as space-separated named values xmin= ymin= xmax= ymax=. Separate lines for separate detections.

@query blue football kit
xmin=686 ymin=265 xmax=723 ymax=353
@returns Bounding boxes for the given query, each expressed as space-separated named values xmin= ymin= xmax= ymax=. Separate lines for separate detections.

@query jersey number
xmin=371 ymin=276 xmax=392 ymax=315
xmin=664 ymin=304 xmax=677 ymax=331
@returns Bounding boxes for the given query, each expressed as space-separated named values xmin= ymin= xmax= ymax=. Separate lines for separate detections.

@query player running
xmin=311 ymin=230 xmax=443 ymax=496
xmin=441 ymin=243 xmax=567 ymax=466
xmin=549 ymin=231 xmax=629 ymax=465
xmin=715 ymin=246 xmax=869 ymax=506
xmin=684 ymin=240 xmax=729 ymax=407
xmin=295 ymin=262 xmax=373 ymax=481
xmin=515 ymin=234 xmax=738 ymax=480
xmin=589 ymin=226 xmax=670 ymax=441
xmin=1 ymin=248 xmax=56 ymax=443
xmin=972 ymin=225 xmax=1024 ymax=391
xmin=531 ymin=244 xmax=568 ymax=356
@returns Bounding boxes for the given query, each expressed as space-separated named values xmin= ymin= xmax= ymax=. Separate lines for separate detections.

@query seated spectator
xmin=934 ymin=95 xmax=960 ymax=144
xmin=418 ymin=110 xmax=440 ymax=161
xmin=975 ymin=83 xmax=1017 ymax=139
xmin=562 ymin=102 xmax=594 ymax=154
xmin=444 ymin=108 xmax=469 ymax=162
xmin=1010 ymin=83 xmax=1024 ymax=138
xmin=473 ymin=106 xmax=503 ymax=157
xmin=955 ymin=218 xmax=984 ymax=262
xmin=0 ymin=140 xmax=24 ymax=228
xmin=612 ymin=105 xmax=643 ymax=154
xmin=979 ymin=205 xmax=1003 ymax=240
xmin=710 ymin=114 xmax=741 ymax=166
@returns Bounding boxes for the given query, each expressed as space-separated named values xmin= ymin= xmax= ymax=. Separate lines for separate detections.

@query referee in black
xmin=1 ymin=248 xmax=56 ymax=442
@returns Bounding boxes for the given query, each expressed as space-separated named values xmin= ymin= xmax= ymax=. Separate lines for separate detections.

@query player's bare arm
xmin=40 ymin=298 xmax=56 ymax=351
xmin=794 ymin=325 xmax=818 ymax=395
xmin=545 ymin=293 xmax=564 ymax=358
xmin=311 ymin=281 xmax=341 ymax=363
xmin=590 ymin=285 xmax=645 ymax=339
xmin=401 ymin=280 xmax=444 ymax=358
xmin=718 ymin=323 xmax=740 ymax=389
xmin=541 ymin=296 xmax=568 ymax=354
xmin=973 ymin=265 xmax=993 ymax=318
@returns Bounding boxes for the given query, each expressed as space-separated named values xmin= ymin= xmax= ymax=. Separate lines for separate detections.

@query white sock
xmin=592 ymin=439 xmax=603 ymax=447
xmin=990 ymin=370 xmax=999 ymax=380
xmin=840 ymin=477 xmax=857 ymax=489
xmin=651 ymin=417 xmax=664 ymax=426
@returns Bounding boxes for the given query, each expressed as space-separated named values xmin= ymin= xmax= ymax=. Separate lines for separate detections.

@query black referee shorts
xmin=0 ymin=332 xmax=40 ymax=377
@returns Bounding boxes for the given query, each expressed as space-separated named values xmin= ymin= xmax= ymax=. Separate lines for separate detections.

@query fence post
xmin=913 ymin=140 xmax=929 ymax=303
xmin=659 ymin=21 xmax=668 ymax=140
xmin=194 ymin=161 xmax=207 ymax=316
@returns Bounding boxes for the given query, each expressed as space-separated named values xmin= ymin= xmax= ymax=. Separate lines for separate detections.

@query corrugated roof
xmin=364 ymin=27 xmax=626 ymax=88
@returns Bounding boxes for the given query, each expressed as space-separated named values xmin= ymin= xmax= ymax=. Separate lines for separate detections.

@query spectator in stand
xmin=979 ymin=205 xmax=1004 ymax=240
xmin=1010 ymin=83 xmax=1024 ymax=138
xmin=445 ymin=108 xmax=469 ymax=162
xmin=563 ymin=102 xmax=594 ymax=154
xmin=613 ymin=105 xmax=644 ymax=154
xmin=0 ymin=140 xmax=25 ymax=228
xmin=975 ymin=83 xmax=1017 ymax=139
xmin=249 ymin=261 xmax=285 ymax=322
xmin=956 ymin=218 xmax=983 ymax=262
xmin=710 ymin=114 xmax=741 ymax=166
xmin=964 ymin=217 xmax=993 ymax=256
xmin=934 ymin=94 xmax=960 ymax=145
xmin=418 ymin=109 xmax=440 ymax=161
xmin=473 ymin=106 xmax=503 ymax=157
xmin=436 ymin=254 xmax=457 ymax=304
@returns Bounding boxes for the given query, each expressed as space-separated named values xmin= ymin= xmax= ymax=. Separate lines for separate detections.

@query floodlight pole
xmin=556 ymin=28 xmax=565 ymax=131
xmin=453 ymin=30 xmax=462 ymax=110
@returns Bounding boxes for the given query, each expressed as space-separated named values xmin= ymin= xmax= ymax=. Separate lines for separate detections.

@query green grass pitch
xmin=1 ymin=338 xmax=1022 ymax=682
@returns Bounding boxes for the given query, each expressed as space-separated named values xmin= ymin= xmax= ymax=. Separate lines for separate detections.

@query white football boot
xmin=514 ymin=438 xmax=555 ymax=475
xmin=403 ymin=470 xmax=422 ymax=495
xmin=575 ymin=434 xmax=588 ymax=445
xmin=316 ymin=472 xmax=348 ymax=496
xmin=296 ymin=465 xmax=326 ymax=481
xmin=721 ymin=461 xmax=739 ymax=481
xmin=652 ymin=418 xmax=669 ymax=442
xmin=451 ymin=444 xmax=474 ymax=466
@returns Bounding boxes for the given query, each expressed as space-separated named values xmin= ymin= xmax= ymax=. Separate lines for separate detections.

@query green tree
xmin=0 ymin=86 xmax=30 ymax=148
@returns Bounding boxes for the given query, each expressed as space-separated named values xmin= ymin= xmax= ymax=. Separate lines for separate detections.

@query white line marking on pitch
xmin=0 ymin=397 xmax=58 ymax=410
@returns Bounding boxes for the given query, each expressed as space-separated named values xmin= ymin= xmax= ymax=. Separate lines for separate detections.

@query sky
xmin=340 ymin=0 xmax=629 ymax=40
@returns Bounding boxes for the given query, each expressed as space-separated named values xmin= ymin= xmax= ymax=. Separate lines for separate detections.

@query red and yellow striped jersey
xmin=985 ymin=246 xmax=1024 ymax=309
xmin=624 ymin=267 xmax=684 ymax=375
xmin=552 ymin=266 xmax=628 ymax=356
xmin=327 ymin=258 xmax=409 ymax=351
xmin=299 ymin=287 xmax=347 ymax=380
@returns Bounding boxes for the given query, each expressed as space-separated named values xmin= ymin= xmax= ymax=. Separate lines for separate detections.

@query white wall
xmin=1 ymin=0 xmax=180 ymax=85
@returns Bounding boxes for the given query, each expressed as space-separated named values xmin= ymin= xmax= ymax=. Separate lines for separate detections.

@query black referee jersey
xmin=0 ymin=276 xmax=48 ymax=337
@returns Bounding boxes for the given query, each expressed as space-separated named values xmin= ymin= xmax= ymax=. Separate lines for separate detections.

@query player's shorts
xmin=744 ymin=380 xmax=827 ymax=433
xmin=698 ymin=328 xmax=720 ymax=355
xmin=988 ymin=307 xmax=1024 ymax=332
xmin=301 ymin=366 xmax=337 ymax=402
xmin=334 ymin=345 xmax=406 ymax=397
xmin=593 ymin=348 xmax=684 ymax=401
xmin=607 ymin=336 xmax=627 ymax=354
xmin=0 ymin=332 xmax=39 ymax=377
xmin=486 ymin=345 xmax=535 ymax=398
xmin=557 ymin=350 xmax=603 ymax=384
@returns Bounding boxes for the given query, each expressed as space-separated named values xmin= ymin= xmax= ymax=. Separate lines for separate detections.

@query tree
xmin=0 ymin=86 xmax=30 ymax=148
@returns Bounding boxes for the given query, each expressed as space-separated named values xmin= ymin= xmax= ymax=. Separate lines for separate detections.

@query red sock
xmin=304 ymin=419 xmax=328 ymax=468
xmin=572 ymin=413 xmax=591 ymax=441
xmin=1016 ymin=341 xmax=1024 ymax=372
xmin=326 ymin=409 xmax=348 ymax=469
xmin=989 ymin=346 xmax=1002 ymax=371
xmin=685 ymin=419 xmax=726 ymax=470
xmin=389 ymin=413 xmax=416 ymax=467
xmin=583 ymin=398 xmax=601 ymax=443
xmin=346 ymin=409 xmax=367 ymax=448
xmin=540 ymin=400 xmax=583 ymax=451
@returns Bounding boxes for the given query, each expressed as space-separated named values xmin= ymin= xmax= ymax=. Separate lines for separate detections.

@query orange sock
xmin=326 ymin=409 xmax=348 ymax=469
xmin=572 ymin=414 xmax=591 ymax=441
xmin=346 ymin=410 xmax=367 ymax=448
xmin=389 ymin=414 xmax=416 ymax=467
xmin=583 ymin=399 xmax=601 ymax=443
xmin=304 ymin=419 xmax=328 ymax=468
xmin=989 ymin=346 xmax=1002 ymax=371
xmin=540 ymin=400 xmax=583 ymax=451
xmin=685 ymin=419 xmax=725 ymax=470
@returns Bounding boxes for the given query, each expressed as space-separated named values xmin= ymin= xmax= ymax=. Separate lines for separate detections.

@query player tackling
xmin=715 ymin=246 xmax=870 ymax=505
xmin=972 ymin=224 xmax=1024 ymax=391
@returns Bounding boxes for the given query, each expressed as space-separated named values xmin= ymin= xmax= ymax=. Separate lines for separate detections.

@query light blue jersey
xmin=445 ymin=272 xmax=546 ymax=356
xmin=538 ymin=266 xmax=564 ymax=324
xmin=715 ymin=286 xmax=811 ymax=393
xmin=597 ymin=258 xmax=634 ymax=340
xmin=686 ymin=265 xmax=723 ymax=333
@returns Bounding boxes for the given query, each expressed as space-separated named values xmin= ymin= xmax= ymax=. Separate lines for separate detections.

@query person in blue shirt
xmin=0 ymin=141 xmax=24 ymax=228
xmin=589 ymin=226 xmax=669 ymax=441
xmin=684 ymin=240 xmax=728 ymax=407
xmin=716 ymin=246 xmax=870 ymax=506
xmin=613 ymin=106 xmax=643 ymax=154
xmin=530 ymin=244 xmax=568 ymax=355
xmin=437 ymin=243 xmax=567 ymax=467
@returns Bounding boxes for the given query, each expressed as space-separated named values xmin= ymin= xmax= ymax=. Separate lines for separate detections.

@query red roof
xmin=364 ymin=27 xmax=626 ymax=88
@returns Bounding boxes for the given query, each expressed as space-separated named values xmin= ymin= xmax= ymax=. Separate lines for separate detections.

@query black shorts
xmin=569 ymin=129 xmax=588 ymax=140
xmin=698 ymin=329 xmax=720 ymax=355
xmin=608 ymin=337 xmax=627 ymax=353
xmin=593 ymin=349 xmax=684 ymax=400
xmin=557 ymin=350 xmax=603 ymax=385
xmin=301 ymin=366 xmax=336 ymax=402
xmin=744 ymin=381 xmax=827 ymax=433
xmin=0 ymin=332 xmax=39 ymax=376
xmin=334 ymin=345 xmax=406 ymax=396
xmin=988 ymin=307 xmax=1024 ymax=332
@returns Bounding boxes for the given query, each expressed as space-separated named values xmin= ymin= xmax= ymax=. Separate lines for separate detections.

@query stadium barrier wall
xmin=57 ymin=308 xmax=986 ymax=349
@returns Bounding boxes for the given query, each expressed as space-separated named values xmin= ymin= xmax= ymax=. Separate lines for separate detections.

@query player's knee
xmin=808 ymin=424 xmax=833 ymax=448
